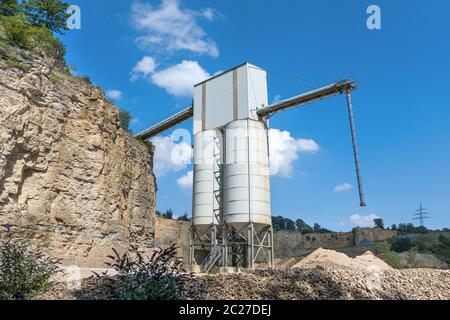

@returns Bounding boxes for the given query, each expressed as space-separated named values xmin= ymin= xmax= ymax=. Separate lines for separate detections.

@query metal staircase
xmin=201 ymin=245 xmax=222 ymax=273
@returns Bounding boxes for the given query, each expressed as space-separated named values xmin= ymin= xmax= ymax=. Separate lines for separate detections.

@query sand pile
xmin=292 ymin=248 xmax=392 ymax=271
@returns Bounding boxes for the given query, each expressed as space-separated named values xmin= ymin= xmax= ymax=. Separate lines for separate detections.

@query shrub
xmin=0 ymin=14 xmax=30 ymax=48
xmin=375 ymin=241 xmax=402 ymax=269
xmin=119 ymin=108 xmax=132 ymax=133
xmin=439 ymin=235 xmax=450 ymax=248
xmin=0 ymin=225 xmax=61 ymax=300
xmin=78 ymin=75 xmax=91 ymax=84
xmin=177 ymin=213 xmax=191 ymax=222
xmin=122 ymin=170 xmax=134 ymax=179
xmin=406 ymin=246 xmax=420 ymax=268
xmin=95 ymin=244 xmax=194 ymax=300
xmin=391 ymin=237 xmax=413 ymax=253
xmin=27 ymin=24 xmax=65 ymax=58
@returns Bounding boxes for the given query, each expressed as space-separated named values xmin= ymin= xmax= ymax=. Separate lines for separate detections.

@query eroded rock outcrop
xmin=0 ymin=45 xmax=156 ymax=267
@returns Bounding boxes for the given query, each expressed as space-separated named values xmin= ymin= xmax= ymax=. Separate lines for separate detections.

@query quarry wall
xmin=154 ymin=218 xmax=397 ymax=261
xmin=0 ymin=45 xmax=156 ymax=267
xmin=154 ymin=217 xmax=191 ymax=263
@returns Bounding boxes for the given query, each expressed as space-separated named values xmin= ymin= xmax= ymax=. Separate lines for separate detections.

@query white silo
xmin=224 ymin=119 xmax=272 ymax=227
xmin=190 ymin=129 xmax=223 ymax=266
xmin=192 ymin=129 xmax=223 ymax=229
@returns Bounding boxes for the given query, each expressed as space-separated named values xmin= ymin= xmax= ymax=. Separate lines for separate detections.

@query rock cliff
xmin=0 ymin=44 xmax=156 ymax=267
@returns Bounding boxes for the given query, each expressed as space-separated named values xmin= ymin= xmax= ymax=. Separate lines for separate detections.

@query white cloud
xmin=150 ymin=60 xmax=210 ymax=96
xmin=268 ymin=129 xmax=320 ymax=177
xmin=350 ymin=214 xmax=380 ymax=227
xmin=151 ymin=135 xmax=193 ymax=177
xmin=334 ymin=183 xmax=353 ymax=192
xmin=202 ymin=8 xmax=215 ymax=21
xmin=131 ymin=0 xmax=219 ymax=57
xmin=131 ymin=56 xmax=157 ymax=81
xmin=272 ymin=94 xmax=281 ymax=104
xmin=106 ymin=90 xmax=122 ymax=100
xmin=177 ymin=170 xmax=193 ymax=190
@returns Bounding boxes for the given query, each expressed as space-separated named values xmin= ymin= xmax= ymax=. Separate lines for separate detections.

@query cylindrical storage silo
xmin=223 ymin=119 xmax=272 ymax=230
xmin=192 ymin=129 xmax=223 ymax=230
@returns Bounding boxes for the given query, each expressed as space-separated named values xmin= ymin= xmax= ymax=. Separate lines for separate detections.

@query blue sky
xmin=61 ymin=0 xmax=450 ymax=231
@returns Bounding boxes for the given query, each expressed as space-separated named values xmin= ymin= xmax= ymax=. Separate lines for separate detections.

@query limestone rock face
xmin=0 ymin=46 xmax=156 ymax=267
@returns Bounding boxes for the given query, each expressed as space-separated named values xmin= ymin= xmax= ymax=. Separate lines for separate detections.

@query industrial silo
xmin=192 ymin=129 xmax=223 ymax=227
xmin=224 ymin=119 xmax=272 ymax=227
xmin=190 ymin=129 xmax=223 ymax=265
xmin=223 ymin=119 xmax=273 ymax=269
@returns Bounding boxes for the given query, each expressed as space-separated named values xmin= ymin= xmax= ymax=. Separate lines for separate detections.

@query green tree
xmin=162 ymin=209 xmax=173 ymax=220
xmin=391 ymin=224 xmax=397 ymax=231
xmin=0 ymin=0 xmax=20 ymax=16
xmin=295 ymin=219 xmax=314 ymax=234
xmin=285 ymin=218 xmax=296 ymax=231
xmin=313 ymin=223 xmax=321 ymax=233
xmin=272 ymin=216 xmax=285 ymax=231
xmin=373 ymin=218 xmax=384 ymax=229
xmin=23 ymin=0 xmax=70 ymax=34
xmin=119 ymin=108 xmax=132 ymax=133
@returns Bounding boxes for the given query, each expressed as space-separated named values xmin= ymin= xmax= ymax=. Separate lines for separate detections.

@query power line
xmin=413 ymin=203 xmax=430 ymax=227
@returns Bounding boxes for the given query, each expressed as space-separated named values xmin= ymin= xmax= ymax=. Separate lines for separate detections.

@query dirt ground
xmin=36 ymin=248 xmax=450 ymax=300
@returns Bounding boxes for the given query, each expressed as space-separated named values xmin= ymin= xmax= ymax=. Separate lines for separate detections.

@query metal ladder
xmin=201 ymin=245 xmax=222 ymax=273
xmin=201 ymin=135 xmax=223 ymax=274
xmin=212 ymin=135 xmax=222 ymax=224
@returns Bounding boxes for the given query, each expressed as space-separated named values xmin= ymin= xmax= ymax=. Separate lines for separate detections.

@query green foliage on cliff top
xmin=0 ymin=0 xmax=69 ymax=59
xmin=0 ymin=14 xmax=65 ymax=58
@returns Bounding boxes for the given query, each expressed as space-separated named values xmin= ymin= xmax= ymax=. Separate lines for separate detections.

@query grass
xmin=122 ymin=171 xmax=134 ymax=179
xmin=5 ymin=56 xmax=27 ymax=71
xmin=78 ymin=75 xmax=91 ymax=84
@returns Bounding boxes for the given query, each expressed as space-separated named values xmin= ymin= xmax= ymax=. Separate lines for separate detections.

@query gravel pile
xmin=187 ymin=265 xmax=450 ymax=300
xmin=293 ymin=248 xmax=393 ymax=271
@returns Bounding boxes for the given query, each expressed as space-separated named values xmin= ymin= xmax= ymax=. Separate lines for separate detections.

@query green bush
xmin=391 ymin=237 xmax=413 ymax=253
xmin=78 ymin=75 xmax=91 ymax=84
xmin=94 ymin=244 xmax=194 ymax=300
xmin=27 ymin=24 xmax=65 ymax=57
xmin=119 ymin=108 xmax=132 ymax=133
xmin=0 ymin=226 xmax=61 ymax=300
xmin=406 ymin=246 xmax=420 ymax=268
xmin=375 ymin=241 xmax=402 ymax=269
xmin=439 ymin=235 xmax=450 ymax=248
xmin=0 ymin=14 xmax=29 ymax=48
